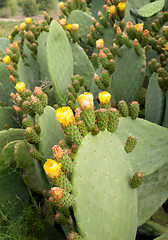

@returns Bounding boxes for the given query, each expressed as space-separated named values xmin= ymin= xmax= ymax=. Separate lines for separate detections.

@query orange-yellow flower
xmin=58 ymin=1 xmax=64 ymax=8
xmin=15 ymin=82 xmax=25 ymax=93
xmin=3 ymin=55 xmax=10 ymax=64
xmin=72 ymin=23 xmax=79 ymax=31
xmin=51 ymin=187 xmax=64 ymax=200
xmin=52 ymin=145 xmax=64 ymax=159
xmin=134 ymin=23 xmax=143 ymax=33
xmin=98 ymin=91 xmax=111 ymax=105
xmin=25 ymin=18 xmax=32 ymax=24
xmin=96 ymin=39 xmax=104 ymax=49
xmin=109 ymin=5 xmax=116 ymax=15
xmin=58 ymin=18 xmax=67 ymax=26
xmin=66 ymin=24 xmax=72 ymax=31
xmin=118 ymin=2 xmax=126 ymax=11
xmin=56 ymin=106 xmax=75 ymax=127
xmin=8 ymin=35 xmax=11 ymax=40
xmin=34 ymin=86 xmax=43 ymax=96
xmin=78 ymin=92 xmax=94 ymax=110
xmin=43 ymin=159 xmax=61 ymax=179
xmin=14 ymin=25 xmax=18 ymax=30
xmin=19 ymin=22 xmax=26 ymax=30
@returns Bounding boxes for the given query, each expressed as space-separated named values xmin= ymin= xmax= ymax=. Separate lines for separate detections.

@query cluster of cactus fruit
xmin=0 ymin=0 xmax=168 ymax=239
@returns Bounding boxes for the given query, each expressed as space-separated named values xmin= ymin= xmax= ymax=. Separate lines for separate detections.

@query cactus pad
xmin=145 ymin=73 xmax=164 ymax=124
xmin=67 ymin=10 xmax=92 ymax=42
xmin=47 ymin=20 xmax=73 ymax=105
xmin=72 ymin=130 xmax=137 ymax=240
xmin=36 ymin=106 xmax=65 ymax=159
xmin=115 ymin=117 xmax=168 ymax=176
xmin=110 ymin=44 xmax=146 ymax=104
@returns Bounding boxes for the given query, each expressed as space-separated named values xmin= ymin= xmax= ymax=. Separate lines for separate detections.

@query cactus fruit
xmin=131 ymin=172 xmax=144 ymax=189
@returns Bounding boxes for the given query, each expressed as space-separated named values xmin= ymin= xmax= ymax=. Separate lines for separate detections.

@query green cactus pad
xmin=145 ymin=73 xmax=164 ymax=125
xmin=115 ymin=117 xmax=168 ymax=176
xmin=109 ymin=44 xmax=146 ymax=104
xmin=91 ymin=0 xmax=105 ymax=19
xmin=102 ymin=27 xmax=116 ymax=48
xmin=154 ymin=233 xmax=168 ymax=240
xmin=0 ymin=37 xmax=9 ymax=52
xmin=47 ymin=20 xmax=73 ymax=105
xmin=0 ymin=107 xmax=21 ymax=130
xmin=138 ymin=161 xmax=168 ymax=226
xmin=0 ymin=164 xmax=29 ymax=220
xmin=67 ymin=10 xmax=92 ymax=42
xmin=37 ymin=31 xmax=51 ymax=85
xmin=71 ymin=43 xmax=94 ymax=89
xmin=15 ymin=141 xmax=49 ymax=194
xmin=138 ymin=0 xmax=165 ymax=18
xmin=0 ymin=62 xmax=15 ymax=106
xmin=36 ymin=106 xmax=65 ymax=160
xmin=18 ymin=40 xmax=40 ymax=90
xmin=162 ymin=91 xmax=168 ymax=128
xmin=72 ymin=130 xmax=137 ymax=240
xmin=0 ymin=128 xmax=24 ymax=153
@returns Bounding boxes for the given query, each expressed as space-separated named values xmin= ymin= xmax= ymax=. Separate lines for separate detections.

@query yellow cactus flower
xmin=44 ymin=159 xmax=62 ymax=179
xmin=15 ymin=82 xmax=25 ymax=93
xmin=78 ymin=92 xmax=94 ymax=110
xmin=3 ymin=55 xmax=10 ymax=64
xmin=14 ymin=25 xmax=18 ymax=30
xmin=58 ymin=1 xmax=64 ymax=9
xmin=56 ymin=106 xmax=75 ymax=127
xmin=19 ymin=22 xmax=26 ymax=30
xmin=58 ymin=18 xmax=67 ymax=26
xmin=66 ymin=24 xmax=72 ymax=31
xmin=8 ymin=36 xmax=11 ymax=40
xmin=98 ymin=91 xmax=111 ymax=105
xmin=134 ymin=23 xmax=143 ymax=33
xmin=25 ymin=18 xmax=32 ymax=24
xmin=118 ymin=2 xmax=126 ymax=11
xmin=72 ymin=23 xmax=79 ymax=31
xmin=96 ymin=38 xmax=104 ymax=49
xmin=109 ymin=5 xmax=116 ymax=15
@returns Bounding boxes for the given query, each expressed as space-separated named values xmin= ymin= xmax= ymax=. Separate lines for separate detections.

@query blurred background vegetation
xmin=0 ymin=0 xmax=58 ymax=37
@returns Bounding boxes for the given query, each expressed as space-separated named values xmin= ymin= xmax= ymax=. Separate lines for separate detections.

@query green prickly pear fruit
xmin=78 ymin=93 xmax=96 ymax=132
xmin=67 ymin=231 xmax=82 ymax=240
xmin=94 ymin=74 xmax=106 ymax=90
xmin=22 ymin=117 xmax=34 ymax=128
xmin=108 ymin=59 xmax=116 ymax=73
xmin=118 ymin=100 xmax=129 ymax=117
xmin=52 ymin=145 xmax=74 ymax=173
xmin=130 ymin=172 xmax=144 ymax=189
xmin=30 ymin=95 xmax=44 ymax=115
xmin=77 ymin=121 xmax=88 ymax=137
xmin=133 ymin=39 xmax=143 ymax=56
xmin=55 ymin=212 xmax=69 ymax=226
xmin=107 ymin=108 xmax=119 ymax=133
xmin=34 ymin=87 xmax=48 ymax=107
xmin=22 ymin=100 xmax=35 ymax=116
xmin=51 ymin=187 xmax=74 ymax=208
xmin=95 ymin=108 xmax=108 ymax=131
xmin=25 ymin=127 xmax=40 ymax=144
xmin=126 ymin=21 xmax=136 ymax=40
xmin=124 ymin=134 xmax=137 ymax=153
xmin=101 ymin=70 xmax=110 ymax=87
xmin=129 ymin=101 xmax=140 ymax=119
xmin=99 ymin=50 xmax=109 ymax=69
xmin=92 ymin=53 xmax=100 ymax=69
xmin=29 ymin=148 xmax=44 ymax=161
